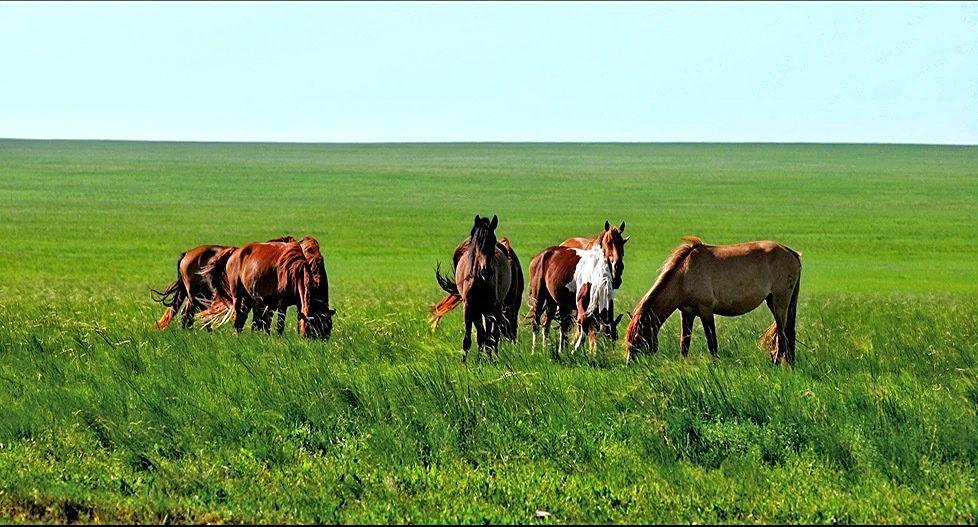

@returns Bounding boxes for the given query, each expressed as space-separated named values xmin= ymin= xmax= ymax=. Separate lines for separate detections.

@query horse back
xmin=682 ymin=242 xmax=801 ymax=314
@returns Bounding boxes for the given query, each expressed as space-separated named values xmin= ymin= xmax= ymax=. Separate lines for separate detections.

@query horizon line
xmin=2 ymin=137 xmax=977 ymax=148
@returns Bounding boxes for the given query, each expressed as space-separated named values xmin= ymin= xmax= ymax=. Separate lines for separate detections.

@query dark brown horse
xmin=199 ymin=239 xmax=333 ymax=339
xmin=623 ymin=236 xmax=801 ymax=365
xmin=561 ymin=220 xmax=628 ymax=289
xmin=430 ymin=236 xmax=523 ymax=341
xmin=152 ymin=244 xmax=235 ymax=330
xmin=528 ymin=244 xmax=621 ymax=357
xmin=435 ymin=215 xmax=512 ymax=361
xmin=252 ymin=236 xmax=335 ymax=337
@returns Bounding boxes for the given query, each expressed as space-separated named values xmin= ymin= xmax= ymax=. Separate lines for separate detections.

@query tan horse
xmin=435 ymin=215 xmax=513 ymax=361
xmin=561 ymin=220 xmax=628 ymax=289
xmin=430 ymin=236 xmax=523 ymax=341
xmin=623 ymin=236 xmax=801 ymax=365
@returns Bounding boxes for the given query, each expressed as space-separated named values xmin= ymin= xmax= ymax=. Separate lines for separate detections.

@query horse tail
xmin=197 ymin=248 xmax=236 ymax=328
xmin=151 ymin=253 xmax=187 ymax=330
xmin=435 ymin=262 xmax=458 ymax=296
xmin=430 ymin=293 xmax=463 ymax=333
xmin=761 ymin=267 xmax=802 ymax=365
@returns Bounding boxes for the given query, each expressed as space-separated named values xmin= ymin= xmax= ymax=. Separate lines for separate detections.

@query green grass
xmin=1 ymin=140 xmax=977 ymax=523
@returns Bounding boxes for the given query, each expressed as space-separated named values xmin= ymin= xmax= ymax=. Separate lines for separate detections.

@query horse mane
xmin=467 ymin=221 xmax=496 ymax=283
xmin=624 ymin=236 xmax=705 ymax=343
xmin=276 ymin=243 xmax=311 ymax=292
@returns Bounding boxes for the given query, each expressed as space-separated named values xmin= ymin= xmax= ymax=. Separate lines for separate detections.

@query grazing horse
xmin=528 ymin=244 xmax=621 ymax=357
xmin=151 ymin=236 xmax=297 ymax=330
xmin=199 ymin=240 xmax=333 ymax=339
xmin=623 ymin=236 xmax=802 ymax=365
xmin=571 ymin=246 xmax=623 ymax=352
xmin=253 ymin=236 xmax=335 ymax=338
xmin=430 ymin=236 xmax=523 ymax=341
xmin=561 ymin=220 xmax=629 ymax=289
xmin=435 ymin=215 xmax=512 ymax=361
xmin=152 ymin=244 xmax=235 ymax=330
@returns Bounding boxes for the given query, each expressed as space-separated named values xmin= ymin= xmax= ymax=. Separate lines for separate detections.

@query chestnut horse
xmin=430 ymin=236 xmax=523 ymax=341
xmin=561 ymin=220 xmax=628 ymax=289
xmin=152 ymin=244 xmax=235 ymax=330
xmin=434 ymin=215 xmax=512 ymax=361
xmin=151 ymin=237 xmax=296 ymax=330
xmin=528 ymin=245 xmax=621 ymax=357
xmin=623 ymin=236 xmax=801 ymax=365
xmin=199 ymin=239 xmax=333 ymax=339
xmin=252 ymin=236 xmax=335 ymax=337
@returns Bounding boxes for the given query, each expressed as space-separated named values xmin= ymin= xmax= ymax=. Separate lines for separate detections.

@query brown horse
xmin=199 ymin=239 xmax=333 ymax=339
xmin=528 ymin=244 xmax=621 ymax=357
xmin=252 ymin=236 xmax=335 ymax=337
xmin=430 ymin=236 xmax=523 ymax=341
xmin=561 ymin=220 xmax=628 ymax=289
xmin=623 ymin=236 xmax=801 ymax=365
xmin=152 ymin=244 xmax=235 ymax=330
xmin=152 ymin=236 xmax=297 ymax=330
xmin=435 ymin=215 xmax=512 ymax=361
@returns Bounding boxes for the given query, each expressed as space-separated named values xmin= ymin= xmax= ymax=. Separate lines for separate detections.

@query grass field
xmin=1 ymin=139 xmax=977 ymax=523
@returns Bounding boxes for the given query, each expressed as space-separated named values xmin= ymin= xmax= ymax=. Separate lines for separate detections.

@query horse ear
xmin=623 ymin=236 xmax=630 ymax=245
xmin=604 ymin=220 xmax=610 ymax=231
xmin=489 ymin=215 xmax=498 ymax=230
xmin=615 ymin=314 xmax=624 ymax=326
xmin=619 ymin=221 xmax=625 ymax=232
xmin=625 ymin=311 xmax=633 ymax=320
xmin=327 ymin=307 xmax=337 ymax=316
xmin=474 ymin=214 xmax=481 ymax=224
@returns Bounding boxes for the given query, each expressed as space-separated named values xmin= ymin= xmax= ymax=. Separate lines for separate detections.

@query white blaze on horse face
xmin=572 ymin=247 xmax=614 ymax=317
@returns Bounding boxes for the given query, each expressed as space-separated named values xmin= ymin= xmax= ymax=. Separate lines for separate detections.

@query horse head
xmin=601 ymin=220 xmax=628 ymax=289
xmin=468 ymin=214 xmax=499 ymax=282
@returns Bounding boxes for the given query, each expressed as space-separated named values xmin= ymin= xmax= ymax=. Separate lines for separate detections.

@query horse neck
xmin=637 ymin=275 xmax=680 ymax=330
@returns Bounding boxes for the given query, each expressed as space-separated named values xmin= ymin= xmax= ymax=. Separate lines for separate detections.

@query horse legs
xmin=473 ymin=312 xmax=487 ymax=357
xmin=701 ymin=312 xmax=718 ymax=357
xmin=557 ymin=312 xmax=573 ymax=358
xmin=274 ymin=302 xmax=287 ymax=335
xmin=252 ymin=304 xmax=272 ymax=333
xmin=181 ymin=300 xmax=198 ymax=330
xmin=680 ymin=310 xmax=695 ymax=357
xmin=461 ymin=302 xmax=474 ymax=362
xmin=766 ymin=293 xmax=791 ymax=365
xmin=232 ymin=295 xmax=252 ymax=334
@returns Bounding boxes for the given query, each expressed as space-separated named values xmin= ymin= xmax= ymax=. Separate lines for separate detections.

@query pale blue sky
xmin=2 ymin=1 xmax=976 ymax=143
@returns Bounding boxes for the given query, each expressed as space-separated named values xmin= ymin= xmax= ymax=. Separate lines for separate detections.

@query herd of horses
xmin=152 ymin=216 xmax=802 ymax=365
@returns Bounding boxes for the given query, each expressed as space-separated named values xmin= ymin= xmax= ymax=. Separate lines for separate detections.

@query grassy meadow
xmin=1 ymin=139 xmax=977 ymax=523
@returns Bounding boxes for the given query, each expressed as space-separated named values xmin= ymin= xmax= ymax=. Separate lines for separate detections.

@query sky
xmin=1 ymin=1 xmax=976 ymax=144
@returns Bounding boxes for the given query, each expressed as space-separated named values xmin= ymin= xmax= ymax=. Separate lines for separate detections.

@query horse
xmin=198 ymin=239 xmax=333 ymax=339
xmin=528 ymin=244 xmax=622 ymax=357
xmin=151 ymin=236 xmax=297 ymax=331
xmin=623 ymin=236 xmax=801 ymax=365
xmin=434 ymin=215 xmax=512 ymax=361
xmin=252 ymin=236 xmax=335 ymax=338
xmin=571 ymin=246 xmax=623 ymax=352
xmin=560 ymin=220 xmax=628 ymax=289
xmin=430 ymin=236 xmax=523 ymax=341
xmin=152 ymin=244 xmax=235 ymax=330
